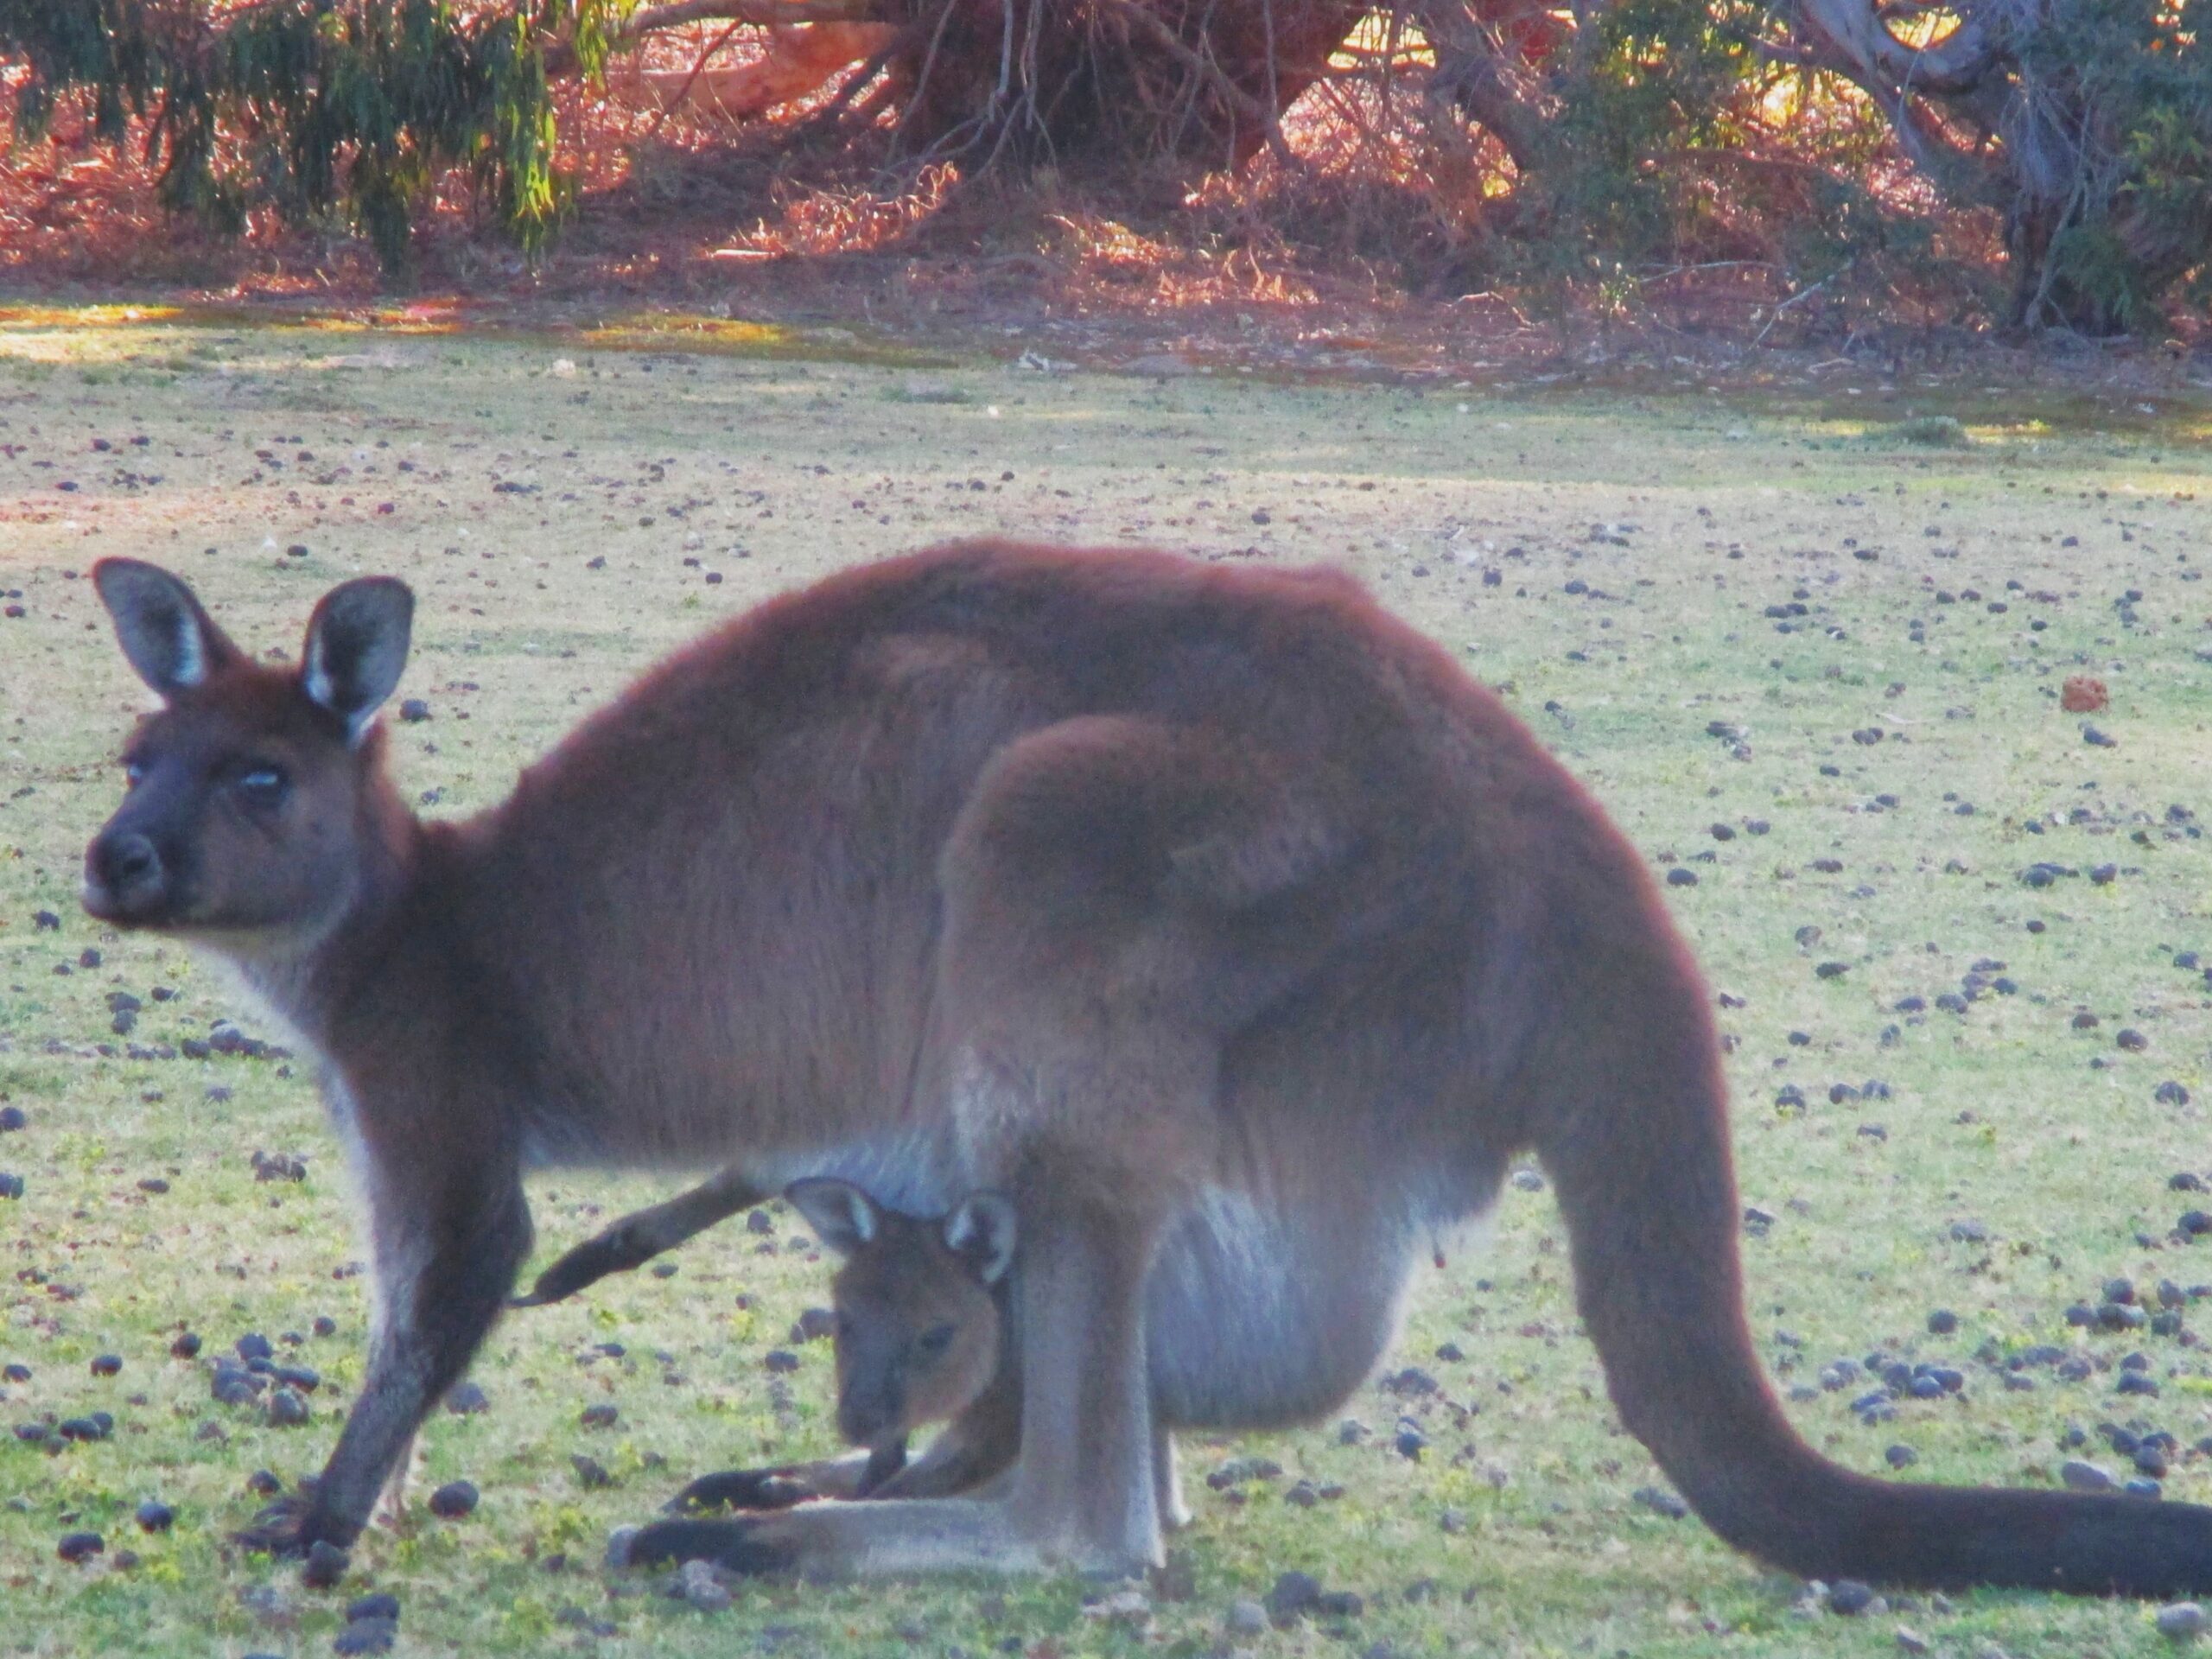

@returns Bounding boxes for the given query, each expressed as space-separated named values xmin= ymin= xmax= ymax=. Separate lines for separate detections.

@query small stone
xmin=444 ymin=1380 xmax=487 ymax=1414
xmin=302 ymin=1540 xmax=351 ymax=1589
xmin=236 ymin=1332 xmax=275 ymax=1363
xmin=2157 ymin=1082 xmax=2192 ymax=1107
xmin=1830 ymin=1580 xmax=1877 ymax=1616
xmin=678 ymin=1558 xmax=731 ymax=1613
xmin=605 ymin=1525 xmax=641 ymax=1569
xmin=1927 ymin=1309 xmax=1957 ymax=1335
xmin=1226 ymin=1599 xmax=1268 ymax=1637
xmin=2061 ymin=1459 xmax=2115 ymax=1491
xmin=1667 ymin=868 xmax=1698 ymax=887
xmin=1394 ymin=1426 xmax=1427 ymax=1459
xmin=57 ymin=1530 xmax=104 ymax=1564
xmin=171 ymin=1332 xmax=203 ymax=1360
xmin=89 ymin=1353 xmax=122 ymax=1377
xmin=397 ymin=699 xmax=430 ymax=723
xmin=0 ymin=1106 xmax=22 ymax=1131
xmin=346 ymin=1593 xmax=400 ymax=1625
xmin=570 ymin=1453 xmax=612 ymax=1489
xmin=1885 ymin=1445 xmax=1918 ymax=1469
xmin=578 ymin=1403 xmax=620 ymax=1429
xmin=136 ymin=1500 xmax=175 ymax=1532
xmin=1896 ymin=1627 xmax=1931 ymax=1654
xmin=429 ymin=1480 xmax=478 ymax=1518
xmin=266 ymin=1386 xmax=309 ymax=1427
xmin=1266 ymin=1571 xmax=1324 ymax=1624
xmin=2157 ymin=1602 xmax=2209 ymax=1641
xmin=1633 ymin=1485 xmax=1689 ymax=1518
xmin=762 ymin=1350 xmax=800 ymax=1375
xmin=1439 ymin=1506 xmax=1466 ymax=1533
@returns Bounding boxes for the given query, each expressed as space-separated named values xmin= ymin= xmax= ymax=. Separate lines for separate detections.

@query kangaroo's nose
xmin=87 ymin=832 xmax=166 ymax=916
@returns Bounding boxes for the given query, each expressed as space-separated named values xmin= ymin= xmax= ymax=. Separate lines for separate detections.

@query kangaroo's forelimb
xmin=512 ymin=1166 xmax=767 ymax=1308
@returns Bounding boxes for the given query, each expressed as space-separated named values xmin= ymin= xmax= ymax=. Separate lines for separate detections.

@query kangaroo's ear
xmin=92 ymin=559 xmax=241 ymax=697
xmin=301 ymin=576 xmax=414 ymax=746
xmin=785 ymin=1178 xmax=880 ymax=1257
xmin=943 ymin=1191 xmax=1016 ymax=1285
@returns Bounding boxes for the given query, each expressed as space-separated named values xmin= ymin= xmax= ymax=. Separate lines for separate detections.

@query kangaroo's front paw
xmin=512 ymin=1228 xmax=650 ymax=1307
xmin=664 ymin=1468 xmax=816 ymax=1515
xmin=624 ymin=1516 xmax=799 ymax=1576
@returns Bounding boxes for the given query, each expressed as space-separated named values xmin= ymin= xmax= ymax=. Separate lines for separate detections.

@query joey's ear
xmin=301 ymin=576 xmax=413 ymax=746
xmin=92 ymin=559 xmax=241 ymax=697
xmin=784 ymin=1178 xmax=880 ymax=1257
xmin=943 ymin=1191 xmax=1016 ymax=1285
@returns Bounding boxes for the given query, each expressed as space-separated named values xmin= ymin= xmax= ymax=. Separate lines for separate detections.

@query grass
xmin=1 ymin=312 xmax=2211 ymax=1656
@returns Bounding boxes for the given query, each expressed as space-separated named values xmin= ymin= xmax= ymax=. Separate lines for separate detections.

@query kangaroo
xmin=83 ymin=543 xmax=2212 ymax=1591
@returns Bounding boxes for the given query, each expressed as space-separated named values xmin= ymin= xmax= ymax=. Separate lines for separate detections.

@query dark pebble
xmin=2156 ymin=1082 xmax=2191 ymax=1106
xmin=56 ymin=1530 xmax=104 ymax=1563
xmin=429 ymin=1480 xmax=479 ymax=1518
xmin=246 ymin=1468 xmax=283 ymax=1497
xmin=136 ymin=1500 xmax=174 ymax=1532
xmin=235 ymin=1333 xmax=273 ymax=1363
xmin=266 ymin=1387 xmax=309 ymax=1427
xmin=397 ymin=699 xmax=430 ymax=722
xmin=1395 ymin=1427 xmax=1427 ymax=1459
xmin=443 ymin=1381 xmax=488 ymax=1414
xmin=1266 ymin=1572 xmax=1324 ymax=1624
xmin=0 ymin=1106 xmax=23 ymax=1131
xmin=346 ymin=1592 xmax=400 ymax=1624
xmin=1666 ymin=868 xmax=1698 ymax=887
xmin=1886 ymin=1445 xmax=1917 ymax=1468
xmin=90 ymin=1354 xmax=122 ymax=1376
xmin=58 ymin=1416 xmax=110 ymax=1441
xmin=1829 ymin=1580 xmax=1876 ymax=1615
xmin=579 ymin=1403 xmax=620 ymax=1429
xmin=0 ymin=1173 xmax=24 ymax=1199
xmin=762 ymin=1350 xmax=800 ymax=1375
xmin=1927 ymin=1309 xmax=1958 ymax=1335
xmin=302 ymin=1540 xmax=351 ymax=1589
xmin=1632 ymin=1485 xmax=1688 ymax=1518
xmin=570 ymin=1453 xmax=612 ymax=1489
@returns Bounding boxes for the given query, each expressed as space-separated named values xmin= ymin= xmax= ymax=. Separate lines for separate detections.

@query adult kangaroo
xmin=83 ymin=543 xmax=2212 ymax=1591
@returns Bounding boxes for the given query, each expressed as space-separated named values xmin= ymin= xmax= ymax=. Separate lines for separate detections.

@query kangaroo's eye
xmin=122 ymin=762 xmax=146 ymax=789
xmin=914 ymin=1323 xmax=957 ymax=1361
xmin=235 ymin=766 xmax=289 ymax=809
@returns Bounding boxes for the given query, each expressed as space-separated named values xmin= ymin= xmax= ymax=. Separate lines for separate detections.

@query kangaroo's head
xmin=784 ymin=1178 xmax=1015 ymax=1451
xmin=83 ymin=559 xmax=415 ymax=952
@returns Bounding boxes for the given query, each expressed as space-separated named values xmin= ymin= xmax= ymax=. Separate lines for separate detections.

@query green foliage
xmin=1507 ymin=0 xmax=1765 ymax=281
xmin=0 ymin=0 xmax=633 ymax=270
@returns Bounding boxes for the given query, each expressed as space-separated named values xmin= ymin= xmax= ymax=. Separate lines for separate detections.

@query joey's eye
xmin=122 ymin=762 xmax=146 ymax=790
xmin=914 ymin=1323 xmax=957 ymax=1361
xmin=235 ymin=766 xmax=289 ymax=809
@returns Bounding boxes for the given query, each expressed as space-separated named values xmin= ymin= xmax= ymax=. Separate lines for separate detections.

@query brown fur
xmin=83 ymin=541 xmax=2212 ymax=1590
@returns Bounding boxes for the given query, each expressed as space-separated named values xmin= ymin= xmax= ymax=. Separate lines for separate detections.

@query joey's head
xmin=785 ymin=1178 xmax=1015 ymax=1452
xmin=83 ymin=559 xmax=415 ymax=951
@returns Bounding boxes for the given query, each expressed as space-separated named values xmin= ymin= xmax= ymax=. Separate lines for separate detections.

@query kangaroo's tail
xmin=1516 ymin=804 xmax=2212 ymax=1594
